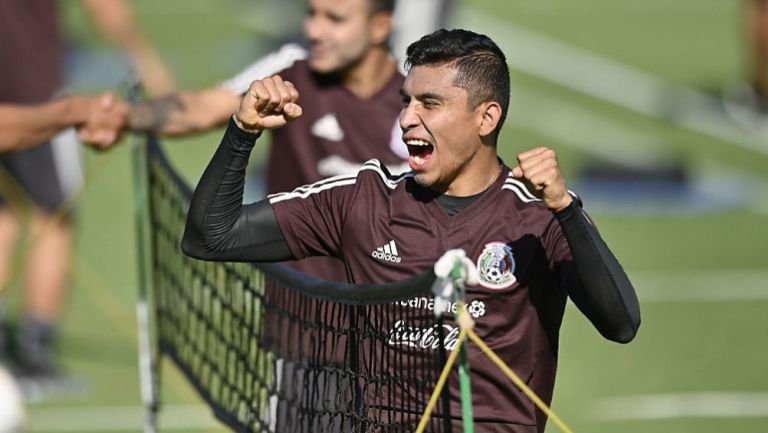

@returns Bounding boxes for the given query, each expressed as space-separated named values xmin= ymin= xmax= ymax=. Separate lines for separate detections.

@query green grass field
xmin=5 ymin=1 xmax=766 ymax=432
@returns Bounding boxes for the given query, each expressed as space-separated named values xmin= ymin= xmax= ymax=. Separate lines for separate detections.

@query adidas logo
xmin=311 ymin=113 xmax=344 ymax=141
xmin=371 ymin=240 xmax=401 ymax=263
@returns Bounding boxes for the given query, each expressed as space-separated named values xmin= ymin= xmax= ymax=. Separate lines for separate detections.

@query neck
xmin=342 ymin=47 xmax=396 ymax=99
xmin=444 ymin=153 xmax=502 ymax=197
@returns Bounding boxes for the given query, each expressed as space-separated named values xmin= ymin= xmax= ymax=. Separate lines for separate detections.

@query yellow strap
xmin=414 ymin=328 xmax=467 ymax=433
xmin=466 ymin=329 xmax=574 ymax=433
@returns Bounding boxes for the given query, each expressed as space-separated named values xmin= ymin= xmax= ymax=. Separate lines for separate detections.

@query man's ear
xmin=370 ymin=12 xmax=393 ymax=46
xmin=478 ymin=101 xmax=502 ymax=138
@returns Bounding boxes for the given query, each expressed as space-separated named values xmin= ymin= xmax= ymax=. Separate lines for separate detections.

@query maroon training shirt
xmin=270 ymin=160 xmax=577 ymax=432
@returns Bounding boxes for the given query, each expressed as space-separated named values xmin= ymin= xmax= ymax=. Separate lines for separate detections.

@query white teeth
xmin=406 ymin=139 xmax=431 ymax=147
xmin=414 ymin=155 xmax=423 ymax=164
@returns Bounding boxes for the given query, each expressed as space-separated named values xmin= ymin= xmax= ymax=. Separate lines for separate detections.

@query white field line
xmin=504 ymin=84 xmax=666 ymax=166
xmin=457 ymin=6 xmax=768 ymax=157
xmin=26 ymin=404 xmax=221 ymax=432
xmin=502 ymin=84 xmax=768 ymax=214
xmin=594 ymin=392 xmax=768 ymax=420
xmin=631 ymin=269 xmax=768 ymax=302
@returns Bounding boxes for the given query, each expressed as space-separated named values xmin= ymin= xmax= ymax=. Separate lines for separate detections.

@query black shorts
xmin=0 ymin=129 xmax=82 ymax=214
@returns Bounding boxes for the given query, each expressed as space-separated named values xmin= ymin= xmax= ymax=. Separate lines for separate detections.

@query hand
xmin=78 ymin=92 xmax=129 ymax=149
xmin=511 ymin=147 xmax=573 ymax=212
xmin=234 ymin=75 xmax=302 ymax=132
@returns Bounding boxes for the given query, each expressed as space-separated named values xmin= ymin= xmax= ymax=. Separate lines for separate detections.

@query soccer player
xmin=126 ymin=0 xmax=406 ymax=282
xmin=0 ymin=0 xmax=172 ymax=381
xmin=182 ymin=29 xmax=641 ymax=432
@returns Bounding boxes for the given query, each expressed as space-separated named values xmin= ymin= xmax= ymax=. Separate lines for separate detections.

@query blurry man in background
xmin=0 ymin=0 xmax=172 ymax=386
xmin=127 ymin=0 xmax=407 ymax=282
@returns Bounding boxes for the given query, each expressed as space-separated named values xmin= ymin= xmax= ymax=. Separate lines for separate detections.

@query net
xmin=144 ymin=136 xmax=457 ymax=433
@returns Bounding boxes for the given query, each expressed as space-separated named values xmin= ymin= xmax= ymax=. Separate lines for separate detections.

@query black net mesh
xmin=145 ymin=137 xmax=456 ymax=433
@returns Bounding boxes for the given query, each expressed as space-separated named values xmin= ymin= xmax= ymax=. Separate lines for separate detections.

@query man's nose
xmin=399 ymin=102 xmax=419 ymax=130
xmin=304 ymin=16 xmax=321 ymax=40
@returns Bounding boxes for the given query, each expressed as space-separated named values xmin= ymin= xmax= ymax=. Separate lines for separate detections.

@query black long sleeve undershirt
xmin=182 ymin=120 xmax=640 ymax=342
xmin=554 ymin=203 xmax=640 ymax=343
xmin=181 ymin=118 xmax=292 ymax=262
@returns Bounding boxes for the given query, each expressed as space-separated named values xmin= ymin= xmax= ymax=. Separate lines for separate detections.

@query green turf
xmin=10 ymin=1 xmax=766 ymax=432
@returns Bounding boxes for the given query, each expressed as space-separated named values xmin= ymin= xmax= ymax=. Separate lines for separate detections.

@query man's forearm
xmin=181 ymin=118 xmax=292 ymax=262
xmin=0 ymin=96 xmax=90 ymax=151
xmin=127 ymin=89 xmax=240 ymax=135
xmin=127 ymin=93 xmax=185 ymax=133
xmin=555 ymin=202 xmax=641 ymax=343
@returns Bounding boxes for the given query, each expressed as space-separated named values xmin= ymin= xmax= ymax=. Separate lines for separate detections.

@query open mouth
xmin=406 ymin=139 xmax=434 ymax=170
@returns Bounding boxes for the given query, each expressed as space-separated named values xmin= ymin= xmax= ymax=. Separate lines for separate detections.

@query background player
xmin=0 ymin=0 xmax=172 ymax=384
xmin=182 ymin=29 xmax=640 ymax=432
xmin=126 ymin=0 xmax=407 ymax=282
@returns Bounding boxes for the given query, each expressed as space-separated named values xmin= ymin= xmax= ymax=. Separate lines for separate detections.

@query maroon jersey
xmin=267 ymin=60 xmax=408 ymax=193
xmin=270 ymin=160 xmax=576 ymax=432
xmin=0 ymin=0 xmax=62 ymax=103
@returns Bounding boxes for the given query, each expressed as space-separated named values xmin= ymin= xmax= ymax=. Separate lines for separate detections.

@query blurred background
xmin=1 ymin=0 xmax=767 ymax=432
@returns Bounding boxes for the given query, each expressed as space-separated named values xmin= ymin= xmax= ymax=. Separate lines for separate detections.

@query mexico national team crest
xmin=476 ymin=242 xmax=517 ymax=289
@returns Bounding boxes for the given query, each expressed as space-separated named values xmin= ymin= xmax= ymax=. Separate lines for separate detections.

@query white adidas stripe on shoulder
xmin=219 ymin=44 xmax=308 ymax=95
xmin=502 ymin=175 xmax=541 ymax=203
xmin=268 ymin=175 xmax=357 ymax=204
xmin=268 ymin=160 xmax=412 ymax=204
xmin=275 ymin=172 xmax=358 ymax=196
xmin=359 ymin=159 xmax=412 ymax=189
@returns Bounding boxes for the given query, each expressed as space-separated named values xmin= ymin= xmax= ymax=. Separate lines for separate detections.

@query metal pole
xmin=129 ymin=82 xmax=160 ymax=433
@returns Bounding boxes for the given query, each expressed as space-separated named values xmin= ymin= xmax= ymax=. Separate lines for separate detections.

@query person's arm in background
xmin=0 ymin=93 xmax=127 ymax=151
xmin=80 ymin=0 xmax=175 ymax=97
xmin=122 ymin=43 xmax=309 ymax=136
xmin=125 ymin=88 xmax=241 ymax=136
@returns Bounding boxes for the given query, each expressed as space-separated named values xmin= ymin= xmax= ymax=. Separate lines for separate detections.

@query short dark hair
xmin=369 ymin=0 xmax=395 ymax=14
xmin=405 ymin=29 xmax=510 ymax=137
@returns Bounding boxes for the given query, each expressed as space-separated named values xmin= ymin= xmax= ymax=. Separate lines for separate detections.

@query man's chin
xmin=413 ymin=173 xmax=433 ymax=188
xmin=308 ymin=59 xmax=338 ymax=74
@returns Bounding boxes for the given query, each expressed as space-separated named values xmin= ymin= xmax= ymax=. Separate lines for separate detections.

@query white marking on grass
xmin=502 ymin=84 xmax=768 ymax=215
xmin=595 ymin=392 xmax=768 ymax=420
xmin=631 ymin=269 xmax=768 ymax=302
xmin=27 ymin=404 xmax=221 ymax=432
xmin=458 ymin=6 xmax=768 ymax=156
xmin=505 ymin=85 xmax=667 ymax=165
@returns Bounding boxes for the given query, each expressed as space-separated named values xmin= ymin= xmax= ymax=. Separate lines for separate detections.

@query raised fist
xmin=234 ymin=75 xmax=302 ymax=132
xmin=511 ymin=147 xmax=573 ymax=212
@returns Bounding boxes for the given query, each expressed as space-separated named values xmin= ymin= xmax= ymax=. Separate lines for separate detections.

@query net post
xmin=128 ymin=81 xmax=160 ymax=433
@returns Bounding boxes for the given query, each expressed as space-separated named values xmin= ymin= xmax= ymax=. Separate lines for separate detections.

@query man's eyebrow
xmin=399 ymin=89 xmax=444 ymax=101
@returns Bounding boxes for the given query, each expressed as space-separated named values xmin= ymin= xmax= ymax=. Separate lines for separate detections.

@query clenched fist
xmin=234 ymin=75 xmax=302 ymax=132
xmin=511 ymin=147 xmax=573 ymax=212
